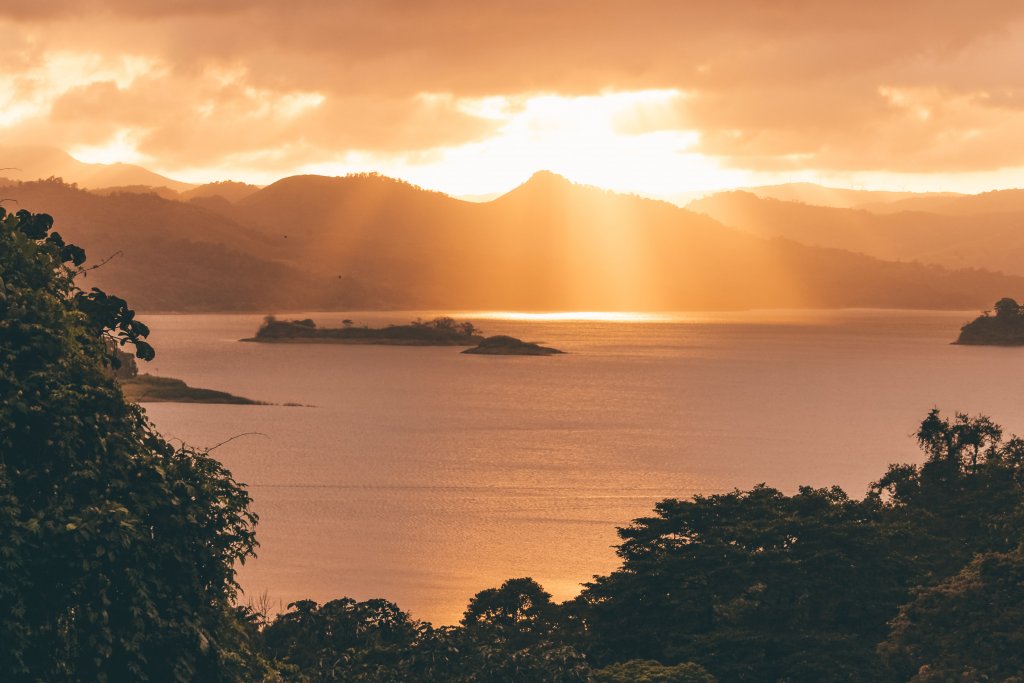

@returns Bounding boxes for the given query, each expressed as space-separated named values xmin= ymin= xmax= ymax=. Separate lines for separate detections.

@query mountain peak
xmin=522 ymin=170 xmax=574 ymax=189
xmin=493 ymin=170 xmax=583 ymax=204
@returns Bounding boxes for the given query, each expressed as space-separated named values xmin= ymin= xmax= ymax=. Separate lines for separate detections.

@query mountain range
xmin=688 ymin=191 xmax=1024 ymax=277
xmin=2 ymin=149 xmax=1023 ymax=313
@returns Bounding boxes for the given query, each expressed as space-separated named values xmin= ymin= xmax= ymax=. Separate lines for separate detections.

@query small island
xmin=243 ymin=316 xmax=485 ymax=346
xmin=955 ymin=298 xmax=1024 ymax=345
xmin=462 ymin=335 xmax=565 ymax=356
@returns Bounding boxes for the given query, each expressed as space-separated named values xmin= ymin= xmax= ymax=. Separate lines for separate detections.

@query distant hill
xmin=180 ymin=181 xmax=261 ymax=203
xmin=856 ymin=188 xmax=1024 ymax=215
xmin=87 ymin=181 xmax=262 ymax=205
xmin=0 ymin=178 xmax=388 ymax=311
xmin=90 ymin=185 xmax=182 ymax=200
xmin=0 ymin=145 xmax=194 ymax=192
xmin=689 ymin=191 xmax=1024 ymax=278
xmin=734 ymin=182 xmax=961 ymax=210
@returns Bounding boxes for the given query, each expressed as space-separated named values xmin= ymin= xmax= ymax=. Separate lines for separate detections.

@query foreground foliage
xmin=0 ymin=208 xmax=267 ymax=681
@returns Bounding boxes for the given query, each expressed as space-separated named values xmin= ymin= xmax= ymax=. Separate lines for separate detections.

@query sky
xmin=4 ymin=1 xmax=1024 ymax=199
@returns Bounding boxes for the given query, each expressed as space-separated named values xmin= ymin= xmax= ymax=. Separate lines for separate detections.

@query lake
xmin=139 ymin=309 xmax=1024 ymax=625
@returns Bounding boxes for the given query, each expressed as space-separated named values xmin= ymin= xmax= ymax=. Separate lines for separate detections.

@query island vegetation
xmin=9 ymin=206 xmax=1024 ymax=681
xmin=955 ymin=297 xmax=1024 ymax=345
xmin=463 ymin=335 xmax=565 ymax=355
xmin=245 ymin=315 xmax=484 ymax=346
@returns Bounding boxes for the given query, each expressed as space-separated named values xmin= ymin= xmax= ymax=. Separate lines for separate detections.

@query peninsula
xmin=243 ymin=316 xmax=484 ymax=346
xmin=110 ymin=348 xmax=263 ymax=404
xmin=120 ymin=374 xmax=264 ymax=404
xmin=955 ymin=298 xmax=1024 ymax=345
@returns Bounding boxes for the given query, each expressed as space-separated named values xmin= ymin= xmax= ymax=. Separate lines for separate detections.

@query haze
xmin=6 ymin=1 xmax=1024 ymax=199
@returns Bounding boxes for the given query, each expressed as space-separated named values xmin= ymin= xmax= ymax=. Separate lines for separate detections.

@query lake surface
xmin=140 ymin=309 xmax=1024 ymax=624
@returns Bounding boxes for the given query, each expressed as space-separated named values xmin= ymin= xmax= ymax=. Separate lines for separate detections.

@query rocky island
xmin=462 ymin=335 xmax=565 ymax=355
xmin=955 ymin=298 xmax=1024 ymax=345
xmin=243 ymin=316 xmax=484 ymax=345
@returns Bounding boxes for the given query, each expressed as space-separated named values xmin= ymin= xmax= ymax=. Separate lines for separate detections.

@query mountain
xmin=4 ymin=171 xmax=1022 ymax=312
xmin=734 ymin=182 xmax=961 ymax=210
xmin=0 ymin=178 xmax=388 ymax=311
xmin=90 ymin=185 xmax=182 ymax=200
xmin=180 ymin=181 xmax=261 ymax=203
xmin=0 ymin=146 xmax=194 ymax=193
xmin=197 ymin=170 xmax=1024 ymax=311
xmin=688 ymin=191 xmax=1024 ymax=277
xmin=856 ymin=188 xmax=1024 ymax=215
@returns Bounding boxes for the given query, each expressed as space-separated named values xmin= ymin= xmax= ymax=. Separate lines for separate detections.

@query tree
xmin=872 ymin=409 xmax=1024 ymax=579
xmin=575 ymin=485 xmax=907 ymax=681
xmin=258 ymin=583 xmax=590 ymax=683
xmin=879 ymin=549 xmax=1024 ymax=682
xmin=261 ymin=597 xmax=426 ymax=682
xmin=455 ymin=578 xmax=589 ymax=682
xmin=569 ymin=409 xmax=1024 ymax=682
xmin=461 ymin=578 xmax=560 ymax=650
xmin=591 ymin=660 xmax=717 ymax=683
xmin=993 ymin=297 xmax=1021 ymax=319
xmin=0 ymin=207 xmax=267 ymax=681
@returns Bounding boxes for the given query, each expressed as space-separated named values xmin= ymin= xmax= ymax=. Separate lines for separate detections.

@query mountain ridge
xmin=3 ymin=170 xmax=1022 ymax=312
xmin=689 ymin=190 xmax=1024 ymax=277
xmin=0 ymin=145 xmax=195 ymax=193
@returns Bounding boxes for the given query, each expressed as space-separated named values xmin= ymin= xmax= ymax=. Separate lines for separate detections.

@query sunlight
xmin=468 ymin=311 xmax=678 ymax=322
xmin=399 ymin=90 xmax=754 ymax=197
xmin=68 ymin=129 xmax=147 ymax=165
xmin=296 ymin=89 xmax=755 ymax=198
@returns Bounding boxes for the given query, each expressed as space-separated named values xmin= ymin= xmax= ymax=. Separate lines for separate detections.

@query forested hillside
xmin=3 ymin=172 xmax=1020 ymax=312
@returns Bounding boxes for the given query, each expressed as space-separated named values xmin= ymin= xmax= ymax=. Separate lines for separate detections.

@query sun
xmin=68 ymin=129 xmax=148 ymax=166
xmin=298 ymin=89 xmax=756 ymax=199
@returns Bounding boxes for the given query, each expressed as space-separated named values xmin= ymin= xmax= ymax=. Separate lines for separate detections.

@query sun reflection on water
xmin=467 ymin=311 xmax=678 ymax=323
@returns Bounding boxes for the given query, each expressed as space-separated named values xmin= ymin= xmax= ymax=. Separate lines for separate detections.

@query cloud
xmin=3 ymin=1 xmax=1024 ymax=188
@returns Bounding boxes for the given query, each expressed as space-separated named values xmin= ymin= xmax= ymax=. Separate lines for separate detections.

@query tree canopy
xmin=0 ymin=207 xmax=266 ymax=681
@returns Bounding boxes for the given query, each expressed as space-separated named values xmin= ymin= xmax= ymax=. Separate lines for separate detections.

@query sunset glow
xmin=467 ymin=311 xmax=679 ymax=323
xmin=3 ymin=3 xmax=1024 ymax=199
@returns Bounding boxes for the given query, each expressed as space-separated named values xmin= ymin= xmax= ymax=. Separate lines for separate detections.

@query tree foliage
xmin=591 ymin=659 xmax=717 ymax=683
xmin=260 ymin=585 xmax=589 ymax=683
xmin=993 ymin=296 xmax=1022 ymax=319
xmin=880 ymin=548 xmax=1024 ymax=682
xmin=568 ymin=410 xmax=1024 ymax=682
xmin=0 ymin=207 xmax=265 ymax=681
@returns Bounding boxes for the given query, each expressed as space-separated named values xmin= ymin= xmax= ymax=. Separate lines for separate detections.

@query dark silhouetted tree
xmin=879 ymin=549 xmax=1024 ymax=682
xmin=994 ymin=297 xmax=1022 ymax=319
xmin=0 ymin=207 xmax=267 ymax=681
xmin=591 ymin=659 xmax=717 ymax=683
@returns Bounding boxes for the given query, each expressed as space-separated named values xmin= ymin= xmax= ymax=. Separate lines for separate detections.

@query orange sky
xmin=4 ymin=1 xmax=1024 ymax=199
